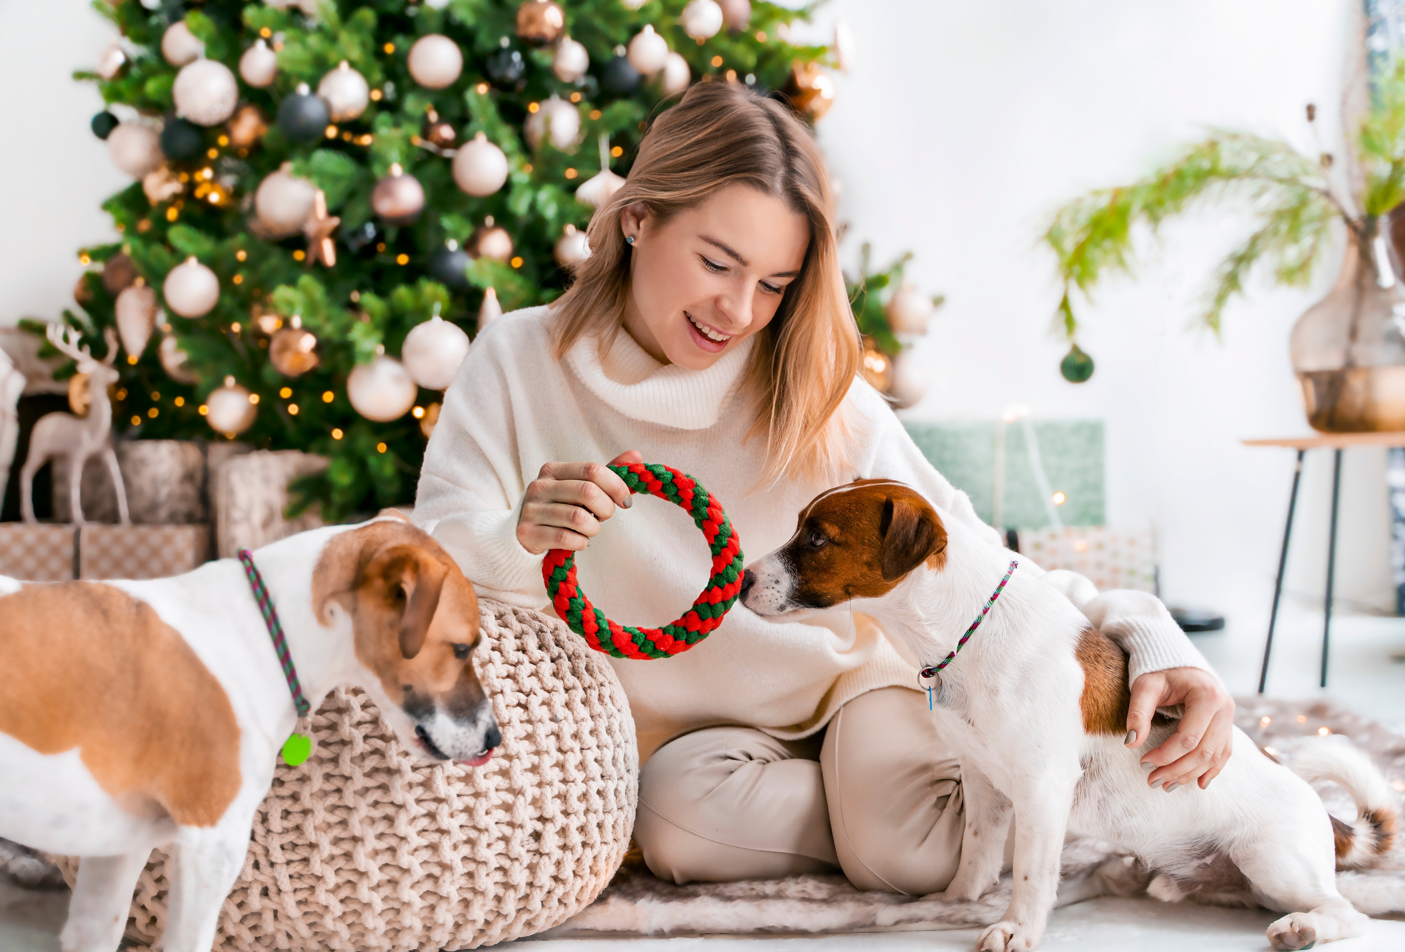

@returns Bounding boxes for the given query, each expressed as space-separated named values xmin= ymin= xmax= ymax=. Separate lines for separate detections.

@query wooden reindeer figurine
xmin=20 ymin=325 xmax=130 ymax=525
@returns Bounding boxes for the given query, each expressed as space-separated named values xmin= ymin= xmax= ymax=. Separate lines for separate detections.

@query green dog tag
xmin=282 ymin=733 xmax=312 ymax=766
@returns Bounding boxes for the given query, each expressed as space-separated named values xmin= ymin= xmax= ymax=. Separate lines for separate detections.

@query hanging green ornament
xmin=1060 ymin=343 xmax=1094 ymax=383
xmin=91 ymin=111 xmax=119 ymax=140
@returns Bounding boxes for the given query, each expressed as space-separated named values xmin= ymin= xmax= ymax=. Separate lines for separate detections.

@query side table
xmin=1243 ymin=432 xmax=1405 ymax=692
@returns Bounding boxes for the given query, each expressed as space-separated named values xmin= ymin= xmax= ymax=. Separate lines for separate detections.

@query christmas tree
xmin=48 ymin=0 xmax=921 ymax=521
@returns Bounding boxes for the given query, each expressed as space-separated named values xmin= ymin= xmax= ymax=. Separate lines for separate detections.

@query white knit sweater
xmin=413 ymin=306 xmax=1210 ymax=758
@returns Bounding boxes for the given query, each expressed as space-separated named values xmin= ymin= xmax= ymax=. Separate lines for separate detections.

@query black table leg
xmin=1259 ymin=449 xmax=1306 ymax=694
xmin=1321 ymin=448 xmax=1343 ymax=688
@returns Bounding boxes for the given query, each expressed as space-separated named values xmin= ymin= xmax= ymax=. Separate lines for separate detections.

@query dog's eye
xmin=452 ymin=643 xmax=470 ymax=660
xmin=807 ymin=530 xmax=827 ymax=549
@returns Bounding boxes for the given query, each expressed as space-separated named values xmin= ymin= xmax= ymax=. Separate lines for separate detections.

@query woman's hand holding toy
xmin=517 ymin=450 xmax=643 ymax=554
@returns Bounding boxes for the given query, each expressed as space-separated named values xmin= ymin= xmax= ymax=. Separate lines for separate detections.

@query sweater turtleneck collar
xmin=563 ymin=325 xmax=755 ymax=431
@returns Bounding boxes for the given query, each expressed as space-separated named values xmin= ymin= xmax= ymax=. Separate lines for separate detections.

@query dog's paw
xmin=976 ymin=920 xmax=1040 ymax=952
xmin=1267 ymin=913 xmax=1318 ymax=951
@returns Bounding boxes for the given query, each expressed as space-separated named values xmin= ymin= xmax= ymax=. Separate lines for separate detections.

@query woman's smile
xmin=685 ymin=311 xmax=732 ymax=352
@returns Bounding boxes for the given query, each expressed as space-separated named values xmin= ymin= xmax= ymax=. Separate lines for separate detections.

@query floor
xmin=3 ymin=602 xmax=1403 ymax=952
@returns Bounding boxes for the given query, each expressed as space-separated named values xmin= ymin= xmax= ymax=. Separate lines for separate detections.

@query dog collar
xmin=239 ymin=549 xmax=313 ymax=765
xmin=918 ymin=559 xmax=1019 ymax=707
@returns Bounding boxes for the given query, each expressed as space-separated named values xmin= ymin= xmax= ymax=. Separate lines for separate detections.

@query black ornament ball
xmin=159 ymin=116 xmax=204 ymax=160
xmin=1060 ymin=343 xmax=1095 ymax=383
xmin=91 ymin=111 xmax=119 ymax=140
xmin=485 ymin=47 xmax=526 ymax=86
xmin=600 ymin=55 xmax=641 ymax=95
xmin=277 ymin=88 xmax=331 ymax=143
xmin=428 ymin=242 xmax=474 ymax=291
xmin=343 ymin=220 xmax=380 ymax=256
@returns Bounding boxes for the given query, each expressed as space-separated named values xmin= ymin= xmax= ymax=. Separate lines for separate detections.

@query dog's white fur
xmin=744 ymin=492 xmax=1392 ymax=952
xmin=0 ymin=520 xmax=498 ymax=952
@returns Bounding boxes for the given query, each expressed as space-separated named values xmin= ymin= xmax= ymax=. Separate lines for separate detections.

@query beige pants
xmin=637 ymin=686 xmax=1002 ymax=894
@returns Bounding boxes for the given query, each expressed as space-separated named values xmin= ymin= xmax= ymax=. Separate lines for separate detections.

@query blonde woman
xmin=414 ymin=82 xmax=1233 ymax=891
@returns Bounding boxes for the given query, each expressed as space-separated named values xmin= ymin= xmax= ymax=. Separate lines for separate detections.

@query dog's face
xmin=742 ymin=479 xmax=947 ymax=616
xmin=314 ymin=516 xmax=501 ymax=766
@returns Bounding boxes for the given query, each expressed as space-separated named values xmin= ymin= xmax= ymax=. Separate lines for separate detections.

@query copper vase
xmin=1289 ymin=230 xmax=1405 ymax=432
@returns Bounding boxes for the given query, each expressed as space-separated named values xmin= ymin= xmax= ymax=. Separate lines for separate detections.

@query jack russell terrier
xmin=741 ymin=479 xmax=1397 ymax=952
xmin=0 ymin=514 xmax=501 ymax=952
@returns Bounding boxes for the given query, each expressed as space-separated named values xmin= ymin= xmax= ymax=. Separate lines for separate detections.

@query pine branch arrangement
xmin=1044 ymin=58 xmax=1405 ymax=349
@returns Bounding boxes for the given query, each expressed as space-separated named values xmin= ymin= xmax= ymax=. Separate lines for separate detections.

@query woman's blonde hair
xmin=550 ymin=81 xmax=860 ymax=485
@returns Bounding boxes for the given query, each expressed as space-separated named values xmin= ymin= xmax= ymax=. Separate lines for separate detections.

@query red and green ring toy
xmin=541 ymin=462 xmax=744 ymax=660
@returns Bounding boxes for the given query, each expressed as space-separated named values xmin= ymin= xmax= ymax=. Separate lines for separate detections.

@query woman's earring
xmin=626 ymin=235 xmax=636 ymax=246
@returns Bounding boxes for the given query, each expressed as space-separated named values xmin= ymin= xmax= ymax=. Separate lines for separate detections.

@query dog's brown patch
xmin=1076 ymin=627 xmax=1130 ymax=735
xmin=1333 ymin=808 xmax=1399 ymax=866
xmin=1332 ymin=815 xmax=1354 ymax=861
xmin=0 ymin=582 xmax=241 ymax=826
xmin=312 ymin=520 xmax=487 ymax=719
xmin=778 ymin=480 xmax=949 ymax=610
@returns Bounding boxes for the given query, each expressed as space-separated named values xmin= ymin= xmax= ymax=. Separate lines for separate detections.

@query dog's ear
xmin=366 ymin=545 xmax=449 ymax=659
xmin=879 ymin=494 xmax=947 ymax=580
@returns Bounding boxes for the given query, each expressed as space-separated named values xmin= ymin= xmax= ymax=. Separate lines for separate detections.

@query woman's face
xmin=620 ymin=184 xmax=810 ymax=369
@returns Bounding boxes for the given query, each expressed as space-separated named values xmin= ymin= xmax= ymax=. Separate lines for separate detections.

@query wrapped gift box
xmin=78 ymin=524 xmax=211 ymax=580
xmin=212 ymin=450 xmax=326 ymax=558
xmin=0 ymin=523 xmax=76 ymax=581
xmin=1016 ymin=526 xmax=1157 ymax=593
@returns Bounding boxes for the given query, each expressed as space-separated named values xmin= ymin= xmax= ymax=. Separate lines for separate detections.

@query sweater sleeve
xmin=412 ymin=317 xmax=546 ymax=608
xmin=850 ymin=380 xmax=1213 ymax=684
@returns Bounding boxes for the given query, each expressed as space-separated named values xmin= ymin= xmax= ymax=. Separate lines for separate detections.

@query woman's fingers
xmin=538 ymin=460 xmax=633 ymax=510
xmin=1134 ymin=670 xmax=1235 ymax=791
xmin=1123 ymin=671 xmax=1164 ymax=750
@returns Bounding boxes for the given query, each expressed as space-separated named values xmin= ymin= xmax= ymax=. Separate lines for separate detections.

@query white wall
xmin=2 ymin=0 xmax=1392 ymax=621
xmin=814 ymin=0 xmax=1394 ymax=619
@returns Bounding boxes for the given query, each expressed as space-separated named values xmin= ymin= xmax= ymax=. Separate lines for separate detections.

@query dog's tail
xmin=1285 ymin=738 xmax=1397 ymax=870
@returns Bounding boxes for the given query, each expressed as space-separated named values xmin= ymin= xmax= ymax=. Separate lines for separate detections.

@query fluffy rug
xmin=543 ymin=697 xmax=1405 ymax=937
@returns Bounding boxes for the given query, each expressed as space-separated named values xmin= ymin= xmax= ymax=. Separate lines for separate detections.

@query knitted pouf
xmin=56 ymin=599 xmax=638 ymax=950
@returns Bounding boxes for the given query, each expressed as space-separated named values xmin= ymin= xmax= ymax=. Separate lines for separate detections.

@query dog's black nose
xmin=739 ymin=569 xmax=756 ymax=602
xmin=484 ymin=723 xmax=502 ymax=750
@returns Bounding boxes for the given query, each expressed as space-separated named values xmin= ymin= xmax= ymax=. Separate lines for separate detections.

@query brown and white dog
xmin=741 ymin=479 xmax=1398 ymax=952
xmin=0 ymin=514 xmax=500 ymax=952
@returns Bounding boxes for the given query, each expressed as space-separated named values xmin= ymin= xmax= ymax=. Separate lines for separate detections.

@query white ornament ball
xmin=402 ymin=316 xmax=471 ymax=390
xmin=239 ymin=39 xmax=278 ymax=88
xmin=318 ymin=61 xmax=370 ymax=122
xmin=661 ymin=51 xmax=691 ymax=97
xmin=108 ymin=123 xmax=163 ymax=178
xmin=163 ymin=257 xmax=220 ymax=319
xmin=407 ymin=34 xmax=463 ymax=90
xmin=452 ymin=133 xmax=510 ymax=196
xmin=888 ymin=348 xmax=928 ymax=409
xmin=255 ymin=164 xmax=317 ymax=238
xmin=553 ymin=36 xmax=590 ymax=83
xmin=524 ymin=95 xmax=580 ymax=151
xmin=681 ymin=0 xmax=724 ymax=41
xmin=575 ymin=167 xmax=625 ymax=209
xmin=96 ymin=42 xmax=127 ymax=80
xmin=627 ymin=25 xmax=670 ymax=75
xmin=348 ymin=355 xmax=418 ymax=422
xmin=159 ymin=333 xmax=198 ymax=384
xmin=173 ymin=58 xmax=239 ymax=126
xmin=621 ymin=0 xmax=648 ymax=9
xmin=886 ymin=281 xmax=936 ymax=336
xmin=161 ymin=20 xmax=205 ymax=67
xmin=206 ymin=376 xmax=257 ymax=436
xmin=554 ymin=224 xmax=590 ymax=266
xmin=478 ymin=287 xmax=503 ymax=330
xmin=115 ymin=284 xmax=158 ymax=357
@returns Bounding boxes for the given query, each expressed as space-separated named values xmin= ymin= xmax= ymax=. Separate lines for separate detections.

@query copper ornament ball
xmin=472 ymin=220 xmax=514 ymax=262
xmin=371 ymin=164 xmax=426 ymax=226
xmin=785 ymin=62 xmax=836 ymax=120
xmin=102 ymin=253 xmax=139 ymax=294
xmin=269 ymin=325 xmax=320 ymax=377
xmin=516 ymin=0 xmax=566 ymax=45
xmin=227 ymin=105 xmax=269 ymax=149
xmin=423 ymin=111 xmax=457 ymax=148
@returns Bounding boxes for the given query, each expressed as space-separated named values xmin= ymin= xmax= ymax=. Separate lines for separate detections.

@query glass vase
xmin=1290 ymin=230 xmax=1405 ymax=432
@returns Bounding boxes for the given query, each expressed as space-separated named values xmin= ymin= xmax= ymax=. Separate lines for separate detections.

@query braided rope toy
xmin=541 ymin=462 xmax=744 ymax=659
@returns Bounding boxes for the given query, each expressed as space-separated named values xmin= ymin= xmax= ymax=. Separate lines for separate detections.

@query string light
xmin=198 ymin=404 xmax=209 ymax=415
xmin=1051 ymin=491 xmax=1067 ymax=506
xmin=322 ymin=391 xmax=334 ymax=403
xmin=248 ymin=393 xmax=260 ymax=405
xmin=131 ymin=415 xmax=141 ymax=426
xmin=510 ymin=256 xmax=524 ymax=268
xmin=279 ymin=387 xmax=292 ymax=398
xmin=331 ymin=427 xmax=343 ymax=439
xmin=148 ymin=407 xmax=159 ymax=418
xmin=376 ymin=442 xmax=387 ymax=453
xmin=412 ymin=405 xmax=426 ymax=419
xmin=564 ymin=168 xmax=577 ymax=179
xmin=288 ymin=404 xmax=299 ymax=415
xmin=174 ymin=396 xmax=184 ymax=407
xmin=396 ymin=253 xmax=410 ymax=265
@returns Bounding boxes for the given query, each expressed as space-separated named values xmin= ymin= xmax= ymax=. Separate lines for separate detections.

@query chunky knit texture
xmin=55 ymin=600 xmax=638 ymax=951
xmin=414 ymin=307 xmax=1212 ymax=759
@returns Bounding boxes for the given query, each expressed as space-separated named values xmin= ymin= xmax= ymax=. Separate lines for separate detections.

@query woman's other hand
xmin=516 ymin=450 xmax=643 ymax=554
xmin=1126 ymin=666 xmax=1235 ymax=791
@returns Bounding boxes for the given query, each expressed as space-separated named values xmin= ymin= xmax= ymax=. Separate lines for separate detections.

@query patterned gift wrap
xmin=1016 ymin=526 xmax=1158 ymax=593
xmin=78 ymin=524 xmax=211 ymax=580
xmin=0 ymin=523 xmax=76 ymax=581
